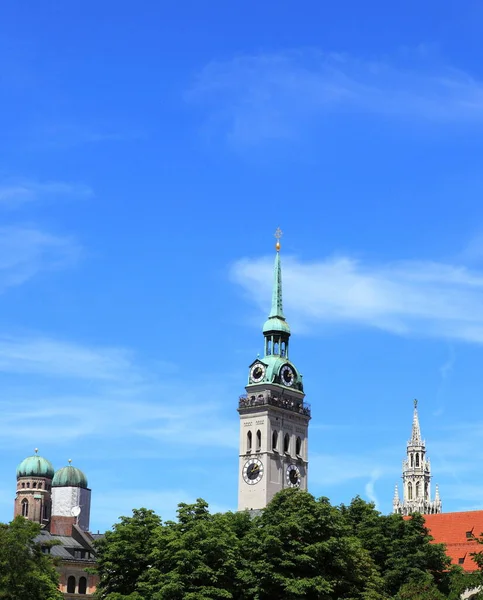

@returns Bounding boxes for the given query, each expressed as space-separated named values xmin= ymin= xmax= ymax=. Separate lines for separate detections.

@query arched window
xmin=247 ymin=431 xmax=252 ymax=452
xmin=38 ymin=483 xmax=42 ymax=489
xmin=274 ymin=342 xmax=279 ymax=355
xmin=267 ymin=340 xmax=272 ymax=355
xmin=78 ymin=576 xmax=87 ymax=594
xmin=295 ymin=436 xmax=302 ymax=456
xmin=408 ymin=482 xmax=413 ymax=500
xmin=415 ymin=482 xmax=420 ymax=498
xmin=410 ymin=454 xmax=413 ymax=467
xmin=67 ymin=576 xmax=76 ymax=594
xmin=425 ymin=482 xmax=429 ymax=499
xmin=284 ymin=433 xmax=290 ymax=453
xmin=21 ymin=483 xmax=25 ymax=488
xmin=415 ymin=454 xmax=420 ymax=467
xmin=256 ymin=430 xmax=261 ymax=451
xmin=272 ymin=430 xmax=278 ymax=451
xmin=21 ymin=498 xmax=28 ymax=517
xmin=33 ymin=482 xmax=37 ymax=488
xmin=281 ymin=342 xmax=286 ymax=357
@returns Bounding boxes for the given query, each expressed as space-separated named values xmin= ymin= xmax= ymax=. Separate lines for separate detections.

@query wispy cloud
xmin=232 ymin=254 xmax=483 ymax=345
xmin=0 ymin=334 xmax=236 ymax=453
xmin=0 ymin=225 xmax=80 ymax=290
xmin=189 ymin=50 xmax=483 ymax=144
xmin=0 ymin=180 xmax=93 ymax=208
xmin=0 ymin=336 xmax=143 ymax=381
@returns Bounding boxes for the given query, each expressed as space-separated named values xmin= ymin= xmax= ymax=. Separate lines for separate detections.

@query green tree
xmin=0 ymin=516 xmax=62 ymax=600
xmin=139 ymin=499 xmax=248 ymax=600
xmin=340 ymin=497 xmax=452 ymax=597
xmin=240 ymin=489 xmax=385 ymax=600
xmin=94 ymin=508 xmax=162 ymax=599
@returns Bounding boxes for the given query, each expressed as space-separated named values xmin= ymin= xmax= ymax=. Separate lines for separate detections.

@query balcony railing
xmin=238 ymin=393 xmax=311 ymax=417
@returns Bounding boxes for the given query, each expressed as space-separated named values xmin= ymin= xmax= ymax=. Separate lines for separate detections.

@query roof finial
xmin=274 ymin=227 xmax=282 ymax=252
xmin=410 ymin=398 xmax=422 ymax=445
xmin=34 ymin=448 xmax=38 ymax=454
xmin=68 ymin=459 xmax=72 ymax=465
xmin=414 ymin=398 xmax=418 ymax=409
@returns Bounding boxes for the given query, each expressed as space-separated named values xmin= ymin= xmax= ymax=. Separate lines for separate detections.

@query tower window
xmin=410 ymin=454 xmax=413 ymax=467
xmin=256 ymin=430 xmax=261 ymax=451
xmin=415 ymin=482 xmax=420 ymax=498
xmin=272 ymin=430 xmax=278 ymax=451
xmin=79 ymin=577 xmax=87 ymax=595
xmin=296 ymin=436 xmax=302 ymax=456
xmin=415 ymin=454 xmax=420 ymax=467
xmin=281 ymin=341 xmax=286 ymax=357
xmin=267 ymin=340 xmax=272 ymax=355
xmin=43 ymin=505 xmax=48 ymax=520
xmin=21 ymin=483 xmax=25 ymax=488
xmin=247 ymin=431 xmax=252 ymax=452
xmin=284 ymin=433 xmax=290 ymax=453
xmin=408 ymin=482 xmax=413 ymax=500
xmin=67 ymin=576 xmax=76 ymax=594
xmin=38 ymin=483 xmax=42 ymax=489
xmin=21 ymin=499 xmax=28 ymax=517
xmin=33 ymin=482 xmax=37 ymax=488
xmin=274 ymin=341 xmax=279 ymax=355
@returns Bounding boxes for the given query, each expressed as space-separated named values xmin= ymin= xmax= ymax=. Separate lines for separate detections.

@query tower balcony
xmin=238 ymin=393 xmax=311 ymax=418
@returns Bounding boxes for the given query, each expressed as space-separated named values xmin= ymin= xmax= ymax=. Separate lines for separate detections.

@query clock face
xmin=250 ymin=363 xmax=266 ymax=383
xmin=243 ymin=458 xmax=263 ymax=485
xmin=280 ymin=364 xmax=295 ymax=386
xmin=286 ymin=464 xmax=301 ymax=488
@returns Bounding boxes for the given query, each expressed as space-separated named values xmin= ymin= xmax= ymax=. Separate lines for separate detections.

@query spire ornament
xmin=274 ymin=227 xmax=282 ymax=252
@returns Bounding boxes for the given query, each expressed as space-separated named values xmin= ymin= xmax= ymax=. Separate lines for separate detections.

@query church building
xmin=13 ymin=450 xmax=99 ymax=599
xmin=237 ymin=230 xmax=311 ymax=511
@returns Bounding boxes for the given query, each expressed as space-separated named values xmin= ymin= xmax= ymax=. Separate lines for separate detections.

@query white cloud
xmin=232 ymin=254 xmax=483 ymax=344
xmin=0 ymin=225 xmax=81 ymax=290
xmin=189 ymin=50 xmax=483 ymax=144
xmin=0 ymin=336 xmax=142 ymax=381
xmin=0 ymin=180 xmax=93 ymax=208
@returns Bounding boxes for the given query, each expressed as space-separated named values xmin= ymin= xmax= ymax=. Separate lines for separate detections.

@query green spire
xmin=268 ymin=250 xmax=285 ymax=320
xmin=263 ymin=229 xmax=290 ymax=337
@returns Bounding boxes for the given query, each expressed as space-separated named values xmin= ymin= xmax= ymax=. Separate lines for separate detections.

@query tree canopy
xmin=93 ymin=490 xmax=483 ymax=600
xmin=0 ymin=516 xmax=62 ymax=600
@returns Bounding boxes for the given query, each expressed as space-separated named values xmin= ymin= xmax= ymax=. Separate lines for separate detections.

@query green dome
xmin=17 ymin=453 xmax=55 ymax=479
xmin=262 ymin=316 xmax=291 ymax=335
xmin=52 ymin=465 xmax=88 ymax=489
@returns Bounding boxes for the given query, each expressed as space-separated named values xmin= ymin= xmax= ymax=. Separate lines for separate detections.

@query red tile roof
xmin=423 ymin=511 xmax=483 ymax=572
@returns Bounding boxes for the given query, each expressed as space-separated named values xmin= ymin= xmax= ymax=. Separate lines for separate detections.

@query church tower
xmin=393 ymin=400 xmax=442 ymax=515
xmin=238 ymin=230 xmax=311 ymax=511
xmin=14 ymin=449 xmax=54 ymax=526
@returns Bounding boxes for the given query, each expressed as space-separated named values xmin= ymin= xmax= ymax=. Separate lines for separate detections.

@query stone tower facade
xmin=393 ymin=400 xmax=442 ymax=515
xmin=237 ymin=231 xmax=311 ymax=511
xmin=14 ymin=450 xmax=54 ymax=526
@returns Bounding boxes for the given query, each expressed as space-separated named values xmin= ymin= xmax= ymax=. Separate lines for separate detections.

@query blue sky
xmin=1 ymin=0 xmax=483 ymax=531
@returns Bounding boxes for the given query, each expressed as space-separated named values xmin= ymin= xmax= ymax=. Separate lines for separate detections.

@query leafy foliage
xmin=0 ymin=516 xmax=63 ymax=600
xmin=93 ymin=490 xmax=476 ymax=600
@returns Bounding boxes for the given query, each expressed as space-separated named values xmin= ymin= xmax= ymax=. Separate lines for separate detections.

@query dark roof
xmin=36 ymin=529 xmax=96 ymax=563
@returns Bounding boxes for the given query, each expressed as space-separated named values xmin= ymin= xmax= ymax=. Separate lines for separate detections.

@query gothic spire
xmin=410 ymin=399 xmax=423 ymax=445
xmin=393 ymin=484 xmax=399 ymax=502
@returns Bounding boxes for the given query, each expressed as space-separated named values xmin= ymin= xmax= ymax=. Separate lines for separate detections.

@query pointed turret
xmin=410 ymin=399 xmax=423 ymax=445
xmin=393 ymin=400 xmax=442 ymax=515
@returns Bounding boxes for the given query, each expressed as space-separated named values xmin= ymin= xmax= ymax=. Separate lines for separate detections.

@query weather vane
xmin=414 ymin=399 xmax=418 ymax=409
xmin=274 ymin=227 xmax=283 ymax=251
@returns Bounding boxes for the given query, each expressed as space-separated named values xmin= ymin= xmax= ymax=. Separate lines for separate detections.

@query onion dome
xmin=16 ymin=449 xmax=55 ymax=479
xmin=52 ymin=460 xmax=88 ymax=489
